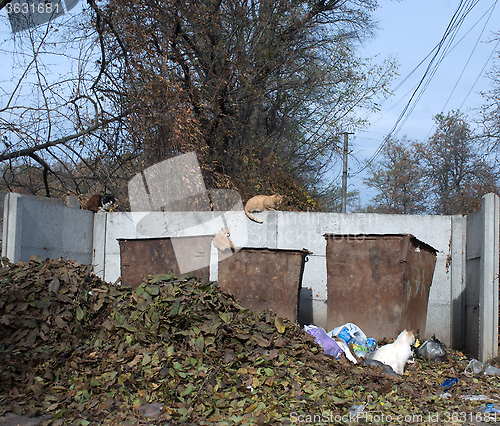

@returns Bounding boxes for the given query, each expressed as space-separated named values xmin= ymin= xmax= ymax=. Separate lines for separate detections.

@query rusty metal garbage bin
xmin=324 ymin=234 xmax=437 ymax=340
xmin=118 ymin=236 xmax=212 ymax=287
xmin=217 ymin=248 xmax=309 ymax=322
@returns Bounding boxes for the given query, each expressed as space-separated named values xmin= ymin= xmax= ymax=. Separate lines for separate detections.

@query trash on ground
xmin=139 ymin=403 xmax=164 ymax=419
xmin=329 ymin=322 xmax=367 ymax=345
xmin=439 ymin=378 xmax=458 ymax=390
xmin=304 ymin=325 xmax=342 ymax=358
xmin=460 ymin=395 xmax=494 ymax=401
xmin=477 ymin=404 xmax=500 ymax=413
xmin=348 ymin=404 xmax=365 ymax=415
xmin=484 ymin=365 xmax=500 ymax=375
xmin=465 ymin=359 xmax=486 ymax=376
xmin=335 ymin=338 xmax=357 ymax=364
xmin=463 ymin=358 xmax=500 ymax=376
xmin=326 ymin=322 xmax=377 ymax=362
xmin=414 ymin=335 xmax=447 ymax=362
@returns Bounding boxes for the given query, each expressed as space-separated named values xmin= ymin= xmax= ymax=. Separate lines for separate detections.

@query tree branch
xmin=27 ymin=152 xmax=52 ymax=197
xmin=0 ymin=114 xmax=126 ymax=161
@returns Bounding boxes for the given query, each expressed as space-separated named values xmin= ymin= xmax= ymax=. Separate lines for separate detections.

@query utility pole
xmin=341 ymin=132 xmax=354 ymax=213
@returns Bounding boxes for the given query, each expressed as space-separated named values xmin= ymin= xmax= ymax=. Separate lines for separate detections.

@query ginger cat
xmin=212 ymin=228 xmax=235 ymax=252
xmin=244 ymin=194 xmax=283 ymax=223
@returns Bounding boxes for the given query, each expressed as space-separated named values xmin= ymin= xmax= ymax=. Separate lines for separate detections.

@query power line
xmin=459 ymin=37 xmax=500 ymax=110
xmin=441 ymin=0 xmax=498 ymax=112
xmin=350 ymin=0 xmax=481 ymax=178
xmin=422 ymin=0 xmax=498 ymax=141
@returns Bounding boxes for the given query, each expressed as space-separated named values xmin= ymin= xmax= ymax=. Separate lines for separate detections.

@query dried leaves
xmin=1 ymin=257 xmax=500 ymax=425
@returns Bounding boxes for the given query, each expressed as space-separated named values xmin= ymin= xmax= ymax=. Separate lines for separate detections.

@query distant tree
xmin=364 ymin=138 xmax=427 ymax=214
xmin=318 ymin=185 xmax=360 ymax=212
xmin=481 ymin=48 xmax=500 ymax=153
xmin=418 ymin=111 xmax=499 ymax=215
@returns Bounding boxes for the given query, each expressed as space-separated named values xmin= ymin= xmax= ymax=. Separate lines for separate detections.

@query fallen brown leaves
xmin=0 ymin=257 xmax=499 ymax=425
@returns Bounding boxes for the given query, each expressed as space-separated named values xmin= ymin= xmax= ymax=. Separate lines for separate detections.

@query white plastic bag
xmin=328 ymin=322 xmax=367 ymax=345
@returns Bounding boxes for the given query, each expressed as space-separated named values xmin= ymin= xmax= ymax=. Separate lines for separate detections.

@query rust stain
xmin=324 ymin=234 xmax=437 ymax=340
xmin=119 ymin=237 xmax=212 ymax=288
xmin=217 ymin=248 xmax=309 ymax=323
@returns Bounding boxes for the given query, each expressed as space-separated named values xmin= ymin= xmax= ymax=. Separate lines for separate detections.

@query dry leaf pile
xmin=1 ymin=257 xmax=500 ymax=425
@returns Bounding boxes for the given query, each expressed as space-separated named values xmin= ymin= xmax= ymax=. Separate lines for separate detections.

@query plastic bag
xmin=328 ymin=323 xmax=367 ymax=346
xmin=305 ymin=326 xmax=342 ymax=358
xmin=464 ymin=359 xmax=500 ymax=376
xmin=415 ymin=335 xmax=447 ymax=362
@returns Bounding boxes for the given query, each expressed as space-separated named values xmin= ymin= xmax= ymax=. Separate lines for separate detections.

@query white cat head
xmin=397 ymin=329 xmax=415 ymax=345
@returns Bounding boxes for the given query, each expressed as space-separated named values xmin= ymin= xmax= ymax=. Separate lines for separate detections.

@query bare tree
xmin=364 ymin=138 xmax=427 ymax=214
xmin=420 ymin=111 xmax=499 ymax=215
xmin=0 ymin=0 xmax=396 ymax=210
xmin=0 ymin=5 xmax=131 ymax=199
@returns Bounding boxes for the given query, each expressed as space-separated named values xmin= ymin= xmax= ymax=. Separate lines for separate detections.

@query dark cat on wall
xmin=85 ymin=194 xmax=116 ymax=213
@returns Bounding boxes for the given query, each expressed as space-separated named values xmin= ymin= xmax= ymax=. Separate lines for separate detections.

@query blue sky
xmin=350 ymin=0 xmax=500 ymax=206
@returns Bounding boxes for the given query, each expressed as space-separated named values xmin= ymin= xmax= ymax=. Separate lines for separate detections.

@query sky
xmin=349 ymin=0 xmax=500 ymax=206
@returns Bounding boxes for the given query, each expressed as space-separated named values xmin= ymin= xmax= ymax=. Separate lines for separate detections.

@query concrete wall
xmin=465 ymin=194 xmax=499 ymax=360
xmin=2 ymin=192 xmax=498 ymax=360
xmin=93 ymin=209 xmax=466 ymax=347
xmin=2 ymin=193 xmax=93 ymax=264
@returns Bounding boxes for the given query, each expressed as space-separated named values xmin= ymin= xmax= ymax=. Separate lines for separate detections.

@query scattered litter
xmin=477 ymin=404 xmax=500 ymax=413
xmin=460 ymin=395 xmax=493 ymax=401
xmin=348 ymin=404 xmax=365 ymax=415
xmin=329 ymin=323 xmax=367 ymax=345
xmin=464 ymin=359 xmax=500 ymax=376
xmin=138 ymin=403 xmax=163 ymax=419
xmin=335 ymin=338 xmax=358 ymax=364
xmin=484 ymin=365 xmax=500 ymax=375
xmin=464 ymin=359 xmax=486 ymax=376
xmin=415 ymin=335 xmax=447 ymax=362
xmin=366 ymin=337 xmax=378 ymax=352
xmin=439 ymin=378 xmax=458 ymax=390
xmin=352 ymin=343 xmax=369 ymax=358
xmin=304 ymin=325 xmax=342 ymax=358
xmin=327 ymin=323 xmax=377 ymax=362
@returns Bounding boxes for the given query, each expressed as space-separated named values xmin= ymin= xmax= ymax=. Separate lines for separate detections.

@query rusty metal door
xmin=119 ymin=236 xmax=212 ymax=287
xmin=325 ymin=234 xmax=437 ymax=340
xmin=217 ymin=248 xmax=309 ymax=322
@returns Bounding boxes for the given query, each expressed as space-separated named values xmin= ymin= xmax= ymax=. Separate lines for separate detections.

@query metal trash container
xmin=118 ymin=236 xmax=212 ymax=287
xmin=217 ymin=248 xmax=309 ymax=322
xmin=324 ymin=234 xmax=437 ymax=340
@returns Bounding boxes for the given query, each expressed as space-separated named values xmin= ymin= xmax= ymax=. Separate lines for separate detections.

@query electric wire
xmin=358 ymin=1 xmax=497 ymax=133
xmin=441 ymin=0 xmax=497 ymax=112
xmin=349 ymin=0 xmax=481 ymax=178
